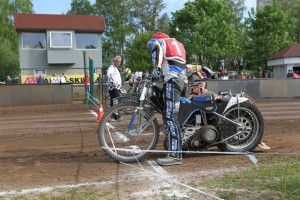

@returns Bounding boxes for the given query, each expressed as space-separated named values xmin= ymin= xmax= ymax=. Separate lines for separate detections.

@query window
xmin=263 ymin=1 xmax=272 ymax=6
xmin=50 ymin=32 xmax=72 ymax=48
xmin=22 ymin=33 xmax=46 ymax=49
xmin=76 ymin=33 xmax=99 ymax=49
xmin=34 ymin=70 xmax=46 ymax=75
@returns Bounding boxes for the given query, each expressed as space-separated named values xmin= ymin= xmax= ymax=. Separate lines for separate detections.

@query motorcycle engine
xmin=188 ymin=125 xmax=219 ymax=149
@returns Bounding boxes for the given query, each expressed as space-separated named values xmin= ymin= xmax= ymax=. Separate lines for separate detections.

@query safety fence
xmin=0 ymin=78 xmax=299 ymax=107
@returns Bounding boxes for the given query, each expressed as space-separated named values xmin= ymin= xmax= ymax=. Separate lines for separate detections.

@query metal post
xmin=88 ymin=56 xmax=94 ymax=106
xmin=83 ymin=50 xmax=87 ymax=104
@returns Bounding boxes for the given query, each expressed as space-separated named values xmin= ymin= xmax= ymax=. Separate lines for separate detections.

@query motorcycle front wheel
xmin=98 ymin=102 xmax=159 ymax=163
xmin=217 ymin=102 xmax=264 ymax=152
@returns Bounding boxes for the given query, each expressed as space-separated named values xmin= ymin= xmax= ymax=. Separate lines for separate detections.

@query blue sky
xmin=32 ymin=0 xmax=256 ymax=16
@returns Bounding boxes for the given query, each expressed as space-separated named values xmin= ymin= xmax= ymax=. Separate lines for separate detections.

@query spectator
xmin=11 ymin=76 xmax=20 ymax=84
xmin=232 ymin=57 xmax=238 ymax=71
xmin=239 ymin=57 xmax=243 ymax=73
xmin=241 ymin=72 xmax=246 ymax=79
xmin=50 ymin=74 xmax=58 ymax=83
xmin=83 ymin=73 xmax=91 ymax=92
xmin=293 ymin=72 xmax=300 ymax=79
xmin=220 ymin=59 xmax=225 ymax=70
xmin=37 ymin=75 xmax=45 ymax=84
xmin=59 ymin=73 xmax=67 ymax=84
xmin=259 ymin=70 xmax=263 ymax=78
xmin=107 ymin=55 xmax=123 ymax=121
xmin=5 ymin=76 xmax=12 ymax=84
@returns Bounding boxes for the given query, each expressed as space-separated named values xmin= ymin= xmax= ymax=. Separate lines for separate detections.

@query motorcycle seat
xmin=192 ymin=92 xmax=215 ymax=104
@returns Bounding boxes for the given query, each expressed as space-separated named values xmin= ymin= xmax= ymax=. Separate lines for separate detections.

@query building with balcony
xmin=14 ymin=13 xmax=106 ymax=83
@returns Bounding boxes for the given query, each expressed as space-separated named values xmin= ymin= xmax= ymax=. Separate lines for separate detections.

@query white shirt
xmin=50 ymin=77 xmax=59 ymax=83
xmin=107 ymin=64 xmax=122 ymax=90
xmin=59 ymin=76 xmax=67 ymax=83
xmin=133 ymin=71 xmax=143 ymax=83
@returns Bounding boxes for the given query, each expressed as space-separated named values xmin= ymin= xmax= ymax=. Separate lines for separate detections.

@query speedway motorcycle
xmin=98 ymin=74 xmax=264 ymax=163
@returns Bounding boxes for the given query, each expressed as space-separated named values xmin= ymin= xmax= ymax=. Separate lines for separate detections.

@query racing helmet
xmin=202 ymin=65 xmax=214 ymax=76
xmin=152 ymin=32 xmax=169 ymax=39
xmin=123 ymin=67 xmax=132 ymax=75
xmin=147 ymin=32 xmax=169 ymax=53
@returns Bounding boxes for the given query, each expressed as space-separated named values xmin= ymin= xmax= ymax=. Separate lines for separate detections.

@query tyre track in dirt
xmin=0 ymin=99 xmax=299 ymax=199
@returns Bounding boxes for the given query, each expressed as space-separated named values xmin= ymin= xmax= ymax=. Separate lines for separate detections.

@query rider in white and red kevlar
xmin=147 ymin=32 xmax=187 ymax=166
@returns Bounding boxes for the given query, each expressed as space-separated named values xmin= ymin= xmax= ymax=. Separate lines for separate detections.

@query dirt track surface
xmin=0 ymin=99 xmax=300 ymax=199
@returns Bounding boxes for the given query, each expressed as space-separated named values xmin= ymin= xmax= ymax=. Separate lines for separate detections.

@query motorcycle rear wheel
xmin=98 ymin=102 xmax=160 ymax=163
xmin=217 ymin=102 xmax=264 ymax=152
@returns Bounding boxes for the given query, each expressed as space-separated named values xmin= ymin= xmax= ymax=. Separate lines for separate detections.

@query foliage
xmin=125 ymin=32 xmax=153 ymax=72
xmin=67 ymin=0 xmax=94 ymax=15
xmin=129 ymin=0 xmax=166 ymax=34
xmin=169 ymin=0 xmax=239 ymax=71
xmin=0 ymin=38 xmax=20 ymax=80
xmin=278 ymin=0 xmax=300 ymax=43
xmin=244 ymin=1 xmax=296 ymax=69
xmin=0 ymin=0 xmax=33 ymax=81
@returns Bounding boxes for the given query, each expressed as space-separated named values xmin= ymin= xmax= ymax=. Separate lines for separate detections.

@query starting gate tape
xmin=102 ymin=147 xmax=300 ymax=156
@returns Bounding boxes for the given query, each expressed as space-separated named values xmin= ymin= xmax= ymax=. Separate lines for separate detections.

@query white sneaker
xmin=258 ymin=142 xmax=271 ymax=150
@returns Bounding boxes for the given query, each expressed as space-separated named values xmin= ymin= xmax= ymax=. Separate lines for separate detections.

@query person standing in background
xmin=233 ymin=57 xmax=238 ymax=71
xmin=50 ymin=74 xmax=58 ymax=83
xmin=83 ymin=72 xmax=90 ymax=92
xmin=37 ymin=75 xmax=45 ymax=84
xmin=220 ymin=59 xmax=225 ymax=70
xmin=239 ymin=57 xmax=244 ymax=73
xmin=59 ymin=73 xmax=67 ymax=84
xmin=107 ymin=55 xmax=123 ymax=121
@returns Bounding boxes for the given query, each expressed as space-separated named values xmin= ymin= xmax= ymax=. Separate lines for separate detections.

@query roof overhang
xmin=14 ymin=13 xmax=106 ymax=33
xmin=267 ymin=57 xmax=300 ymax=67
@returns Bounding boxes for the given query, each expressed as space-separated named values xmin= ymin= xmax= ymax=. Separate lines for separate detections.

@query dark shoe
xmin=157 ymin=156 xmax=182 ymax=166
xmin=111 ymin=113 xmax=123 ymax=121
xmin=111 ymin=117 xmax=123 ymax=122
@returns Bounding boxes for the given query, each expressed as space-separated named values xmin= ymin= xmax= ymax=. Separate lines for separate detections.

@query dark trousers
xmin=109 ymin=89 xmax=121 ymax=119
xmin=109 ymin=89 xmax=121 ymax=107
xmin=163 ymin=78 xmax=186 ymax=159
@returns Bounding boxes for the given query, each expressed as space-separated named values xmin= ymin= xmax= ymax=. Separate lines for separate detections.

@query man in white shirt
xmin=107 ymin=55 xmax=122 ymax=120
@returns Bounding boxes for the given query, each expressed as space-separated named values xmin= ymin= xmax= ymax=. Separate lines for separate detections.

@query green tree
xmin=129 ymin=0 xmax=166 ymax=33
xmin=94 ymin=0 xmax=133 ymax=65
xmin=0 ymin=38 xmax=19 ymax=79
xmin=244 ymin=1 xmax=296 ymax=68
xmin=91 ymin=0 xmax=168 ymax=68
xmin=0 ymin=0 xmax=33 ymax=81
xmin=225 ymin=0 xmax=246 ymax=69
xmin=169 ymin=0 xmax=237 ymax=70
xmin=125 ymin=32 xmax=153 ymax=72
xmin=279 ymin=0 xmax=300 ymax=43
xmin=67 ymin=0 xmax=94 ymax=15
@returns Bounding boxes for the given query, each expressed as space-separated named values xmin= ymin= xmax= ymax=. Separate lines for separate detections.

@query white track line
xmin=0 ymin=181 xmax=117 ymax=197
xmin=90 ymin=110 xmax=98 ymax=117
xmin=147 ymin=160 xmax=169 ymax=176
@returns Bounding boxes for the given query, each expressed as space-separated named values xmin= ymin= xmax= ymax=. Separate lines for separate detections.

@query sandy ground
xmin=0 ymin=99 xmax=299 ymax=199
